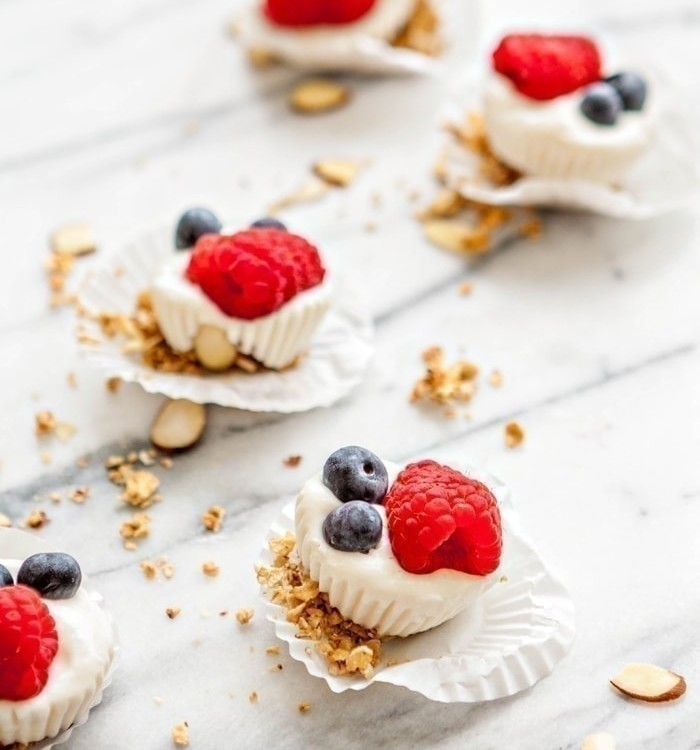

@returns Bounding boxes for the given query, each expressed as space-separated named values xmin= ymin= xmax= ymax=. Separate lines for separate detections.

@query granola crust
xmin=257 ymin=533 xmax=382 ymax=678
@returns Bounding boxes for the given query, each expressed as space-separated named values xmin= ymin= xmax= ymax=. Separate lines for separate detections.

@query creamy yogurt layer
xmin=484 ymin=73 xmax=654 ymax=183
xmin=242 ymin=0 xmax=417 ymax=71
xmin=295 ymin=462 xmax=493 ymax=638
xmin=0 ymin=560 xmax=115 ymax=746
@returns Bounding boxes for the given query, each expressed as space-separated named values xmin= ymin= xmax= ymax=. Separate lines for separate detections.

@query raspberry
xmin=492 ymin=34 xmax=602 ymax=101
xmin=0 ymin=586 xmax=59 ymax=701
xmin=385 ymin=461 xmax=502 ymax=575
xmin=185 ymin=229 xmax=325 ymax=320
xmin=264 ymin=0 xmax=377 ymax=27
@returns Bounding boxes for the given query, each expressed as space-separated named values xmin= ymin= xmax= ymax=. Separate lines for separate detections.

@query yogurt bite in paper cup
xmin=258 ymin=447 xmax=575 ymax=701
xmin=0 ymin=529 xmax=117 ymax=749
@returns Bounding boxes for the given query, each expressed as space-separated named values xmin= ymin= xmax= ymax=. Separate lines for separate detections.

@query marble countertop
xmin=2 ymin=0 xmax=699 ymax=748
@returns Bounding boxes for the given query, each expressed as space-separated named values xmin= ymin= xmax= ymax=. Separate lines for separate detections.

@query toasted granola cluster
xmin=257 ymin=534 xmax=382 ymax=678
xmin=411 ymin=346 xmax=479 ymax=407
xmin=393 ymin=0 xmax=441 ymax=57
xmin=94 ymin=292 xmax=266 ymax=376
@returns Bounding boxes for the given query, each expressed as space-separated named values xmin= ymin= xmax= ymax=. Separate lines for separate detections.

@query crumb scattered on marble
xmin=458 ymin=281 xmax=473 ymax=296
xmin=120 ymin=512 xmax=151 ymax=546
xmin=505 ymin=421 xmax=525 ymax=448
xmin=410 ymin=346 xmax=478 ymax=409
xmin=140 ymin=556 xmax=174 ymax=581
xmin=34 ymin=411 xmax=56 ymax=436
xmin=66 ymin=372 xmax=77 ymax=388
xmin=40 ymin=452 xmax=52 ymax=464
xmin=171 ymin=721 xmax=189 ymax=747
xmin=166 ymin=607 xmax=181 ymax=620
xmin=269 ymin=663 xmax=283 ymax=672
xmin=69 ymin=487 xmax=90 ymax=504
xmin=298 ymin=702 xmax=312 ymax=714
xmin=489 ymin=370 xmax=503 ymax=387
xmin=248 ymin=692 xmax=258 ymax=703
xmin=23 ymin=510 xmax=49 ymax=529
xmin=0 ymin=513 xmax=12 ymax=528
xmin=289 ymin=79 xmax=350 ymax=115
xmin=120 ymin=468 xmax=161 ymax=509
xmin=202 ymin=505 xmax=226 ymax=532
xmin=265 ymin=645 xmax=280 ymax=656
xmin=202 ymin=561 xmax=220 ymax=577
xmin=235 ymin=607 xmax=254 ymax=625
xmin=283 ymin=455 xmax=303 ymax=468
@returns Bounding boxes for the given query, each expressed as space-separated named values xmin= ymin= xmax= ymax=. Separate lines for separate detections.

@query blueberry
xmin=323 ymin=446 xmax=389 ymax=504
xmin=0 ymin=564 xmax=13 ymax=588
xmin=251 ymin=217 xmax=287 ymax=231
xmin=175 ymin=207 xmax=222 ymax=250
xmin=606 ymin=72 xmax=647 ymax=111
xmin=580 ymin=82 xmax=623 ymax=126
xmin=17 ymin=553 xmax=82 ymax=600
xmin=322 ymin=501 xmax=383 ymax=553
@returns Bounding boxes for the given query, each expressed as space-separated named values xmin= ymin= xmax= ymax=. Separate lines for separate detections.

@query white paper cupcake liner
xmin=258 ymin=466 xmax=575 ymax=701
xmin=236 ymin=0 xmax=479 ymax=76
xmin=76 ymin=230 xmax=374 ymax=412
xmin=442 ymin=67 xmax=700 ymax=219
xmin=0 ymin=529 xmax=118 ymax=750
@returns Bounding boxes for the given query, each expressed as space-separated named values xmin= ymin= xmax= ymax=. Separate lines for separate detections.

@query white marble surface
xmin=1 ymin=0 xmax=699 ymax=748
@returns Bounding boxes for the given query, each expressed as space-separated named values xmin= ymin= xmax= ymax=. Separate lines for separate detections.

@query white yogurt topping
xmin=0 ymin=560 xmax=115 ymax=744
xmin=485 ymin=73 xmax=654 ymax=151
xmin=256 ymin=0 xmax=416 ymax=44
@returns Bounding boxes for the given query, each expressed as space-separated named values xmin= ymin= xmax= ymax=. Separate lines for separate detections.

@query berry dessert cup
xmin=295 ymin=447 xmax=502 ymax=638
xmin=0 ymin=542 xmax=116 ymax=748
xmin=238 ymin=0 xmax=441 ymax=74
xmin=150 ymin=210 xmax=332 ymax=373
xmin=483 ymin=34 xmax=654 ymax=183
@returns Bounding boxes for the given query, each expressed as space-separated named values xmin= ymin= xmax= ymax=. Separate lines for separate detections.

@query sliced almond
xmin=581 ymin=733 xmax=616 ymax=750
xmin=423 ymin=219 xmax=473 ymax=253
xmin=313 ymin=159 xmax=361 ymax=187
xmin=150 ymin=399 xmax=206 ymax=451
xmin=194 ymin=326 xmax=237 ymax=372
xmin=289 ymin=79 xmax=349 ymax=115
xmin=49 ymin=223 xmax=97 ymax=256
xmin=610 ymin=663 xmax=687 ymax=703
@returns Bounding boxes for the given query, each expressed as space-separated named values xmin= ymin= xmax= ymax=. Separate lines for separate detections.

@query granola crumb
xmin=248 ymin=692 xmax=258 ymax=703
xmin=171 ymin=721 xmax=189 ymax=747
xmin=257 ymin=533 xmax=382 ymax=678
xmin=283 ymin=455 xmax=303 ymax=468
xmin=202 ymin=505 xmax=226 ymax=533
xmin=69 ymin=487 xmax=90 ymax=504
xmin=235 ymin=607 xmax=254 ymax=625
xmin=23 ymin=510 xmax=49 ymax=529
xmin=106 ymin=377 xmax=121 ymax=393
xmin=410 ymin=346 xmax=479 ymax=408
xmin=120 ymin=468 xmax=160 ymax=509
xmin=34 ymin=411 xmax=56 ymax=436
xmin=166 ymin=607 xmax=181 ymax=620
xmin=268 ymin=663 xmax=283 ymax=672
xmin=140 ymin=556 xmax=174 ymax=580
xmin=298 ymin=702 xmax=312 ymax=714
xmin=265 ymin=645 xmax=280 ymax=656
xmin=489 ymin=369 xmax=504 ymax=388
xmin=458 ymin=281 xmax=473 ymax=296
xmin=392 ymin=0 xmax=441 ymax=56
xmin=202 ymin=561 xmax=220 ymax=577
xmin=504 ymin=421 xmax=525 ymax=448
xmin=120 ymin=512 xmax=151 ymax=546
xmin=520 ymin=217 xmax=543 ymax=240
xmin=40 ymin=453 xmax=52 ymax=464
xmin=160 ymin=457 xmax=174 ymax=469
xmin=66 ymin=372 xmax=77 ymax=388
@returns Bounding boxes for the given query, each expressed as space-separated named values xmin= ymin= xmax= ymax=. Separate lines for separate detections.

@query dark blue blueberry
xmin=17 ymin=552 xmax=82 ymax=600
xmin=580 ymin=82 xmax=623 ymax=126
xmin=322 ymin=501 xmax=383 ymax=553
xmin=175 ymin=207 xmax=222 ymax=250
xmin=323 ymin=446 xmax=389 ymax=504
xmin=0 ymin=564 xmax=13 ymax=588
xmin=251 ymin=217 xmax=287 ymax=231
xmin=606 ymin=72 xmax=647 ymax=111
